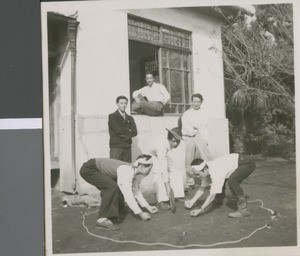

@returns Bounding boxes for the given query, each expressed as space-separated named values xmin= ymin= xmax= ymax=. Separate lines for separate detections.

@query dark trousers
xmin=227 ymin=160 xmax=256 ymax=199
xmin=110 ymin=147 xmax=131 ymax=163
xmin=132 ymin=97 xmax=164 ymax=116
xmin=79 ymin=159 xmax=124 ymax=220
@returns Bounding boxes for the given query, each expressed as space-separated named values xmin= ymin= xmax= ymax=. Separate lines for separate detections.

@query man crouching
xmin=80 ymin=154 xmax=158 ymax=230
xmin=185 ymin=153 xmax=256 ymax=218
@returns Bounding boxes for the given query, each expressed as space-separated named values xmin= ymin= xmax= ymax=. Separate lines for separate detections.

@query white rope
xmin=81 ymin=199 xmax=276 ymax=248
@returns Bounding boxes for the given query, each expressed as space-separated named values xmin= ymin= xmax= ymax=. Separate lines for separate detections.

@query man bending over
xmin=185 ymin=153 xmax=256 ymax=218
xmin=80 ymin=155 xmax=158 ymax=230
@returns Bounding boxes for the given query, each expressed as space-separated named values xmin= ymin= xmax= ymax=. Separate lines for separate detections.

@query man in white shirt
xmin=79 ymin=155 xmax=158 ymax=230
xmin=181 ymin=93 xmax=212 ymax=188
xmin=132 ymin=73 xmax=170 ymax=116
xmin=184 ymin=153 xmax=256 ymax=218
xmin=148 ymin=127 xmax=185 ymax=210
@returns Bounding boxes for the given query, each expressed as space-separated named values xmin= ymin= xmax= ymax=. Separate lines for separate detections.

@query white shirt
xmin=181 ymin=107 xmax=209 ymax=141
xmin=148 ymin=137 xmax=171 ymax=183
xmin=207 ymin=153 xmax=239 ymax=194
xmin=132 ymin=82 xmax=170 ymax=105
xmin=117 ymin=165 xmax=149 ymax=214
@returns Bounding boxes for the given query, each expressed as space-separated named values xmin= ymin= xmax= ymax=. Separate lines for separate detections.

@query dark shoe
xmin=96 ymin=218 xmax=120 ymax=230
xmin=228 ymin=208 xmax=251 ymax=218
xmin=157 ymin=202 xmax=171 ymax=211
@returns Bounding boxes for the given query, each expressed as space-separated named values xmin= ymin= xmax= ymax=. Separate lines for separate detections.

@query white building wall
xmin=44 ymin=6 xmax=229 ymax=194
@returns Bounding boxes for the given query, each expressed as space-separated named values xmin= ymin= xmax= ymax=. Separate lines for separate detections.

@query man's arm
xmin=132 ymin=86 xmax=145 ymax=99
xmin=185 ymin=186 xmax=206 ymax=209
xmin=129 ymin=117 xmax=138 ymax=138
xmin=156 ymin=145 xmax=169 ymax=184
xmin=190 ymin=193 xmax=216 ymax=217
xmin=117 ymin=167 xmax=143 ymax=215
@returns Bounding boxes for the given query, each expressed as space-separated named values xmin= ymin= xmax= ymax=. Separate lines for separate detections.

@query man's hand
xmin=146 ymin=205 xmax=158 ymax=214
xmin=138 ymin=212 xmax=151 ymax=221
xmin=190 ymin=208 xmax=202 ymax=217
xmin=184 ymin=200 xmax=194 ymax=209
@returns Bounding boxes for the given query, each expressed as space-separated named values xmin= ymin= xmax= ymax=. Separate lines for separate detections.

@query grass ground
xmin=51 ymin=158 xmax=297 ymax=253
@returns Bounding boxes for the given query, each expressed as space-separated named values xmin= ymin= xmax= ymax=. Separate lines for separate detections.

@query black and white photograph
xmin=41 ymin=0 xmax=299 ymax=255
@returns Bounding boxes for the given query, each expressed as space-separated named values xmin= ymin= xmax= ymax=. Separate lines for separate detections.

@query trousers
xmin=132 ymin=97 xmax=164 ymax=116
xmin=228 ymin=160 xmax=256 ymax=198
xmin=184 ymin=133 xmax=212 ymax=170
xmin=79 ymin=159 xmax=124 ymax=220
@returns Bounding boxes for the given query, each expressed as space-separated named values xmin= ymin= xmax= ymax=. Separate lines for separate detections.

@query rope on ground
xmin=81 ymin=199 xmax=276 ymax=248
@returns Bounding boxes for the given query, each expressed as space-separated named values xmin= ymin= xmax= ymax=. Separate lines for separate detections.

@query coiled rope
xmin=81 ymin=199 xmax=277 ymax=248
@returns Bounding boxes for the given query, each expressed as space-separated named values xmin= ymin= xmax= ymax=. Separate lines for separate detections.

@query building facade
xmin=42 ymin=2 xmax=251 ymax=195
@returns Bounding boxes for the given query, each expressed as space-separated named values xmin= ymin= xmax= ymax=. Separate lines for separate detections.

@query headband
xmin=191 ymin=162 xmax=206 ymax=172
xmin=133 ymin=157 xmax=153 ymax=167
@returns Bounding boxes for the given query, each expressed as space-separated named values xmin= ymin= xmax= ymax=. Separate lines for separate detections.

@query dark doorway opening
xmin=128 ymin=40 xmax=160 ymax=97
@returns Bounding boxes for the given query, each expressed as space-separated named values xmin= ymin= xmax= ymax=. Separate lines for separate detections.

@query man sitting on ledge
xmin=132 ymin=72 xmax=170 ymax=116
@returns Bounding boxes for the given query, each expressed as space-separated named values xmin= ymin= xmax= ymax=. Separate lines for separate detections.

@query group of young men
xmin=80 ymin=73 xmax=256 ymax=230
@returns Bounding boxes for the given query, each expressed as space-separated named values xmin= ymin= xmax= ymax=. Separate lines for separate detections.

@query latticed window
xmin=128 ymin=15 xmax=193 ymax=114
xmin=161 ymin=49 xmax=192 ymax=114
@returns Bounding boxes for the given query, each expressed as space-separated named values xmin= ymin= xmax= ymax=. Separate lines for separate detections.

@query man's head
xmin=145 ymin=73 xmax=154 ymax=86
xmin=134 ymin=154 xmax=153 ymax=176
xmin=191 ymin=93 xmax=203 ymax=110
xmin=166 ymin=127 xmax=183 ymax=149
xmin=190 ymin=158 xmax=209 ymax=178
xmin=116 ymin=95 xmax=128 ymax=113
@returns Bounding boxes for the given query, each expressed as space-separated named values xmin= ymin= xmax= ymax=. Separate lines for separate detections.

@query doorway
xmin=128 ymin=40 xmax=160 ymax=96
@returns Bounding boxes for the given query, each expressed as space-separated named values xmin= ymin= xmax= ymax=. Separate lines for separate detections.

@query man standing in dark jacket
xmin=108 ymin=96 xmax=138 ymax=162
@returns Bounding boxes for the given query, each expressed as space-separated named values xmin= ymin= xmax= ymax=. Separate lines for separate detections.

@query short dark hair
xmin=136 ymin=154 xmax=152 ymax=167
xmin=191 ymin=93 xmax=203 ymax=102
xmin=116 ymin=95 xmax=128 ymax=103
xmin=191 ymin=158 xmax=204 ymax=166
xmin=145 ymin=72 xmax=154 ymax=77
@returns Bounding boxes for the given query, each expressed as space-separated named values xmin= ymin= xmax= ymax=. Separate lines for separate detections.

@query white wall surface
xmin=43 ymin=5 xmax=229 ymax=195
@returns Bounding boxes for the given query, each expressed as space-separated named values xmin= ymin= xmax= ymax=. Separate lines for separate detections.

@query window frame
xmin=128 ymin=14 xmax=194 ymax=115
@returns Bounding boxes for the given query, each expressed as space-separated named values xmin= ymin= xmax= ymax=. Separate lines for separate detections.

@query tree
xmin=213 ymin=4 xmax=295 ymax=157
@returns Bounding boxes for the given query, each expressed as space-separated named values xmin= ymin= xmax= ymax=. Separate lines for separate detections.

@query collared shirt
xmin=95 ymin=158 xmax=149 ymax=214
xmin=207 ymin=153 xmax=239 ymax=194
xmin=132 ymin=82 xmax=170 ymax=105
xmin=148 ymin=137 xmax=171 ymax=183
xmin=181 ymin=107 xmax=209 ymax=141
xmin=118 ymin=109 xmax=126 ymax=120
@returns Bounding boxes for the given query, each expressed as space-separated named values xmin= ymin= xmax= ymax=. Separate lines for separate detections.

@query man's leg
xmin=79 ymin=159 xmax=120 ymax=221
xmin=139 ymin=100 xmax=164 ymax=116
xmin=195 ymin=133 xmax=212 ymax=161
xmin=122 ymin=147 xmax=132 ymax=163
xmin=131 ymin=101 xmax=142 ymax=114
xmin=184 ymin=137 xmax=197 ymax=189
xmin=110 ymin=148 xmax=123 ymax=161
xmin=169 ymin=167 xmax=185 ymax=198
xmin=152 ymin=171 xmax=171 ymax=210
xmin=214 ymin=182 xmax=227 ymax=205
xmin=227 ymin=161 xmax=256 ymax=218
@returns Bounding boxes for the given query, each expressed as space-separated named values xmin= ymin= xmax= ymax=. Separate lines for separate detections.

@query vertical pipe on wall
xmin=68 ymin=18 xmax=79 ymax=193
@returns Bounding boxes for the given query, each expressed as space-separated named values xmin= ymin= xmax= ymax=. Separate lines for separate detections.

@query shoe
xmin=228 ymin=208 xmax=251 ymax=218
xmin=157 ymin=202 xmax=171 ymax=211
xmin=96 ymin=218 xmax=120 ymax=230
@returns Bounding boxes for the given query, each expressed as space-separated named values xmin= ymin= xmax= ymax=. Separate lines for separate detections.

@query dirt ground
xmin=51 ymin=158 xmax=297 ymax=254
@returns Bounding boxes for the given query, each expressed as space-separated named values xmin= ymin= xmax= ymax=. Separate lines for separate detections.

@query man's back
xmin=95 ymin=158 xmax=131 ymax=180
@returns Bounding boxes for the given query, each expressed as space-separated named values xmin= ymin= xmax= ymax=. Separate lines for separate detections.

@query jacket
xmin=108 ymin=110 xmax=138 ymax=148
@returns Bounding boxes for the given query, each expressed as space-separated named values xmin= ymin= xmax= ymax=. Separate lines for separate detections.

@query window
xmin=128 ymin=15 xmax=193 ymax=114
